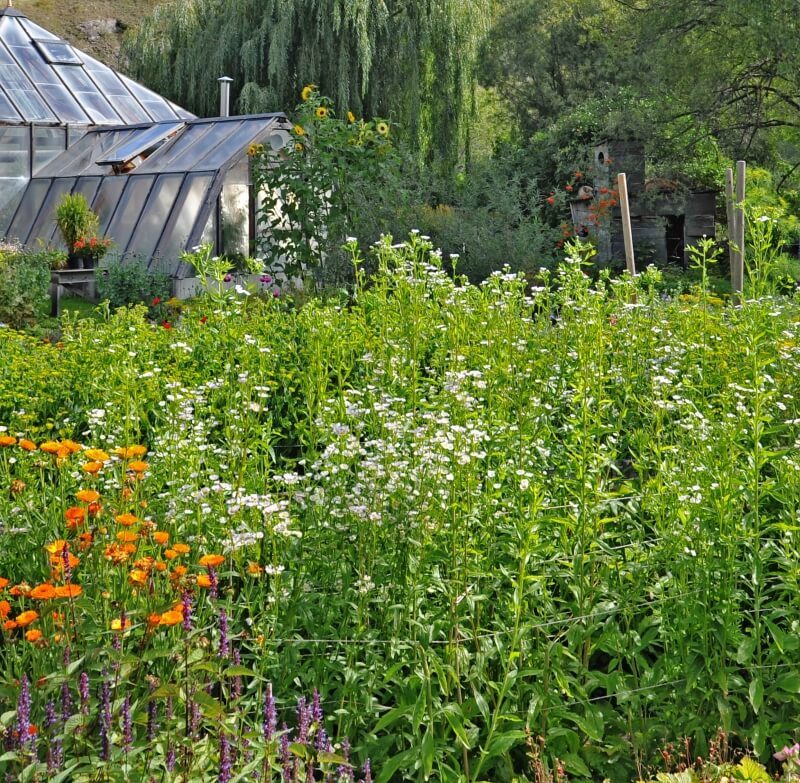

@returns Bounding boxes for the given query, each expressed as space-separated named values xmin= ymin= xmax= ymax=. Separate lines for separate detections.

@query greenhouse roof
xmin=8 ymin=114 xmax=292 ymax=275
xmin=0 ymin=6 xmax=193 ymax=125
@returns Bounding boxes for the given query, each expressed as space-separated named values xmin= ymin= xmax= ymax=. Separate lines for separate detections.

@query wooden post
xmin=50 ymin=272 xmax=61 ymax=317
xmin=617 ymin=172 xmax=636 ymax=276
xmin=733 ymin=160 xmax=746 ymax=298
xmin=724 ymin=168 xmax=736 ymax=274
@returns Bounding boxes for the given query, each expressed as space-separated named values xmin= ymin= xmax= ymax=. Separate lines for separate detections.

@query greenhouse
xmin=0 ymin=2 xmax=193 ymax=233
xmin=7 ymin=115 xmax=293 ymax=279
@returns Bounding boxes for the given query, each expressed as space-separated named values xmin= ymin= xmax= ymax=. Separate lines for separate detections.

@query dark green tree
xmin=123 ymin=0 xmax=490 ymax=170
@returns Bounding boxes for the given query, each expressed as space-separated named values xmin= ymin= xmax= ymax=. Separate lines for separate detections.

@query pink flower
xmin=774 ymin=744 xmax=800 ymax=762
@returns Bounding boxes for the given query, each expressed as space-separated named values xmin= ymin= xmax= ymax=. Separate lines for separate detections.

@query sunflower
xmin=294 ymin=142 xmax=304 ymax=153
xmin=376 ymin=121 xmax=389 ymax=136
xmin=293 ymin=124 xmax=305 ymax=136
xmin=347 ymin=111 xmax=356 ymax=123
xmin=301 ymin=84 xmax=315 ymax=101
xmin=315 ymin=106 xmax=328 ymax=120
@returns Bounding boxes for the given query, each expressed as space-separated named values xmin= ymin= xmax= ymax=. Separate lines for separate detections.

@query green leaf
xmin=421 ymin=729 xmax=435 ymax=779
xmin=443 ymin=705 xmax=471 ymax=749
xmin=748 ymin=677 xmax=763 ymax=714
xmin=561 ymin=753 xmax=592 ymax=778
xmin=735 ymin=757 xmax=770 ymax=782
xmin=375 ymin=748 xmax=416 ymax=783
xmin=192 ymin=691 xmax=225 ymax=718
xmin=776 ymin=673 xmax=800 ymax=693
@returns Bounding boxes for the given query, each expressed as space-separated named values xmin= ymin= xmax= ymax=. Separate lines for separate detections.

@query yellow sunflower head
xmin=293 ymin=124 xmax=305 ymax=136
xmin=348 ymin=111 xmax=356 ymax=123
xmin=301 ymin=84 xmax=315 ymax=101
xmin=294 ymin=142 xmax=304 ymax=153
xmin=376 ymin=121 xmax=389 ymax=136
xmin=315 ymin=106 xmax=328 ymax=120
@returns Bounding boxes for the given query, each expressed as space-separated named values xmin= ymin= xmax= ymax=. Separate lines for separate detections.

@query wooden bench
xmin=50 ymin=269 xmax=97 ymax=317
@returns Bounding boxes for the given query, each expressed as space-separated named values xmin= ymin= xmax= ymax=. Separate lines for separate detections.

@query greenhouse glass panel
xmin=136 ymin=122 xmax=217 ymax=172
xmin=19 ymin=18 xmax=60 ymax=42
xmin=221 ymin=159 xmax=251 ymax=257
xmin=0 ymin=16 xmax=27 ymax=45
xmin=26 ymin=176 xmax=74 ymax=242
xmin=195 ymin=121 xmax=269 ymax=170
xmin=91 ymin=177 xmax=127 ymax=233
xmin=0 ymin=126 xmax=29 ymax=177
xmin=127 ymin=173 xmax=184 ymax=261
xmin=97 ymin=122 xmax=184 ymax=166
xmin=108 ymin=94 xmax=152 ymax=125
xmin=33 ymin=40 xmax=81 ymax=65
xmin=154 ymin=172 xmax=214 ymax=263
xmin=36 ymin=83 xmax=89 ymax=123
xmin=7 ymin=178 xmax=50 ymax=241
xmin=0 ymin=87 xmax=21 ymax=120
xmin=33 ymin=126 xmax=66 ymax=173
xmin=106 ymin=176 xmax=155 ymax=252
xmin=0 ymin=180 xmax=25 ymax=237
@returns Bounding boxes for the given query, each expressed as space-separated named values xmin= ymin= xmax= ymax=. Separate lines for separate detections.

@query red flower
xmin=152 ymin=297 xmax=161 ymax=306
xmin=200 ymin=315 xmax=207 ymax=324
xmin=162 ymin=321 xmax=172 ymax=329
xmin=546 ymin=197 xmax=555 ymax=206
xmin=565 ymin=185 xmax=573 ymax=192
xmin=574 ymin=171 xmax=583 ymax=179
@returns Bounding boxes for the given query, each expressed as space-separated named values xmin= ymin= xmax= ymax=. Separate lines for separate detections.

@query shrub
xmin=0 ymin=242 xmax=52 ymax=328
xmin=97 ymin=255 xmax=172 ymax=311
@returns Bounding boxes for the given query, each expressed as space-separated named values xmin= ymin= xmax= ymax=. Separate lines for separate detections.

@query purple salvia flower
xmin=209 ymin=567 xmax=219 ymax=599
xmin=296 ymin=698 xmax=311 ymax=744
xmin=362 ymin=759 xmax=372 ymax=783
xmin=338 ymin=737 xmax=352 ymax=781
xmin=263 ymin=682 xmax=277 ymax=742
xmin=315 ymin=726 xmax=328 ymax=752
xmin=280 ymin=726 xmax=291 ymax=782
xmin=60 ymin=680 xmax=73 ymax=722
xmin=79 ymin=672 xmax=90 ymax=715
xmin=167 ymin=745 xmax=176 ymax=771
xmin=182 ymin=589 xmax=193 ymax=633
xmin=147 ymin=685 xmax=158 ymax=742
xmin=62 ymin=645 xmax=71 ymax=667
xmin=219 ymin=731 xmax=232 ymax=783
xmin=45 ymin=700 xmax=62 ymax=774
xmin=312 ymin=689 xmax=323 ymax=724
xmin=122 ymin=695 xmax=133 ymax=752
xmin=99 ymin=674 xmax=112 ymax=761
xmin=16 ymin=675 xmax=31 ymax=752
xmin=190 ymin=699 xmax=201 ymax=736
xmin=44 ymin=700 xmax=57 ymax=729
xmin=306 ymin=762 xmax=315 ymax=783
xmin=218 ymin=608 xmax=230 ymax=658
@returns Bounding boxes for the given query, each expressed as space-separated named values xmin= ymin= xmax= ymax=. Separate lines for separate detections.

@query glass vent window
xmin=33 ymin=39 xmax=81 ymax=65
xmin=97 ymin=122 xmax=184 ymax=168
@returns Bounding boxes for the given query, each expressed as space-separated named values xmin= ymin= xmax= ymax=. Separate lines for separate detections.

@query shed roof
xmin=0 ymin=6 xmax=193 ymax=125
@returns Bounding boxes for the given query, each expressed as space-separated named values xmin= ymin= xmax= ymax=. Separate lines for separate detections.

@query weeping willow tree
xmin=123 ymin=0 xmax=490 ymax=169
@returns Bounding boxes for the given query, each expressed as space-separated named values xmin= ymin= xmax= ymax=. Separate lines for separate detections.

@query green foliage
xmin=55 ymin=194 xmax=98 ymax=254
xmin=96 ymin=255 xmax=172 ymax=311
xmin=124 ymin=0 xmax=489 ymax=169
xmin=0 ymin=242 xmax=52 ymax=329
xmin=251 ymin=89 xmax=400 ymax=285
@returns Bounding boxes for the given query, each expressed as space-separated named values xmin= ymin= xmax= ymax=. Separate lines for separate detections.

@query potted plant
xmin=55 ymin=194 xmax=103 ymax=269
xmin=71 ymin=236 xmax=113 ymax=268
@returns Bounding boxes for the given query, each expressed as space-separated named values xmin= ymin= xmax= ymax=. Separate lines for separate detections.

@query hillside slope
xmin=12 ymin=0 xmax=161 ymax=69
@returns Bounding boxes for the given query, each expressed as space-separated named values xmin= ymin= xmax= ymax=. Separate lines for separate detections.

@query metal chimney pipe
xmin=218 ymin=76 xmax=233 ymax=117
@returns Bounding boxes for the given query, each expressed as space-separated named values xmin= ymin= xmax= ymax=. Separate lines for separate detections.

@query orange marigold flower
xmin=39 ymin=441 xmax=61 ymax=454
xmin=196 ymin=574 xmax=212 ymax=588
xmin=127 ymin=460 xmax=149 ymax=473
xmin=25 ymin=629 xmax=43 ymax=642
xmin=64 ymin=506 xmax=86 ymax=530
xmin=147 ymin=613 xmax=162 ymax=627
xmin=198 ymin=554 xmax=224 ymax=569
xmin=76 ymin=489 xmax=100 ymax=503
xmin=154 ymin=561 xmax=167 ymax=572
xmin=104 ymin=543 xmax=132 ymax=564
xmin=45 ymin=540 xmax=68 ymax=555
xmin=51 ymin=552 xmax=79 ymax=571
xmin=0 ymin=435 xmax=17 ymax=446
xmin=54 ymin=584 xmax=82 ymax=599
xmin=84 ymin=449 xmax=110 ymax=462
xmin=18 ymin=439 xmax=36 ymax=451
xmin=115 ymin=445 xmax=147 ymax=459
xmin=111 ymin=617 xmax=131 ymax=632
xmin=82 ymin=461 xmax=103 ymax=474
xmin=170 ymin=566 xmax=188 ymax=583
xmin=0 ymin=577 xmax=8 ymax=589
xmin=88 ymin=501 xmax=102 ymax=517
xmin=116 ymin=530 xmax=139 ymax=544
xmin=15 ymin=610 xmax=38 ymax=627
xmin=159 ymin=610 xmax=183 ymax=626
xmin=115 ymin=513 xmax=139 ymax=527
xmin=78 ymin=532 xmax=93 ymax=550
xmin=173 ymin=543 xmax=190 ymax=555
xmin=247 ymin=561 xmax=263 ymax=576
xmin=4 ymin=620 xmax=17 ymax=631
xmin=129 ymin=569 xmax=148 ymax=586
xmin=164 ymin=549 xmax=178 ymax=560
xmin=10 ymin=584 xmax=30 ymax=597
xmin=61 ymin=440 xmax=82 ymax=454
xmin=30 ymin=584 xmax=56 ymax=600
xmin=153 ymin=531 xmax=170 ymax=545
xmin=0 ymin=600 xmax=10 ymax=618
xmin=133 ymin=556 xmax=155 ymax=571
